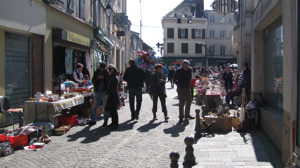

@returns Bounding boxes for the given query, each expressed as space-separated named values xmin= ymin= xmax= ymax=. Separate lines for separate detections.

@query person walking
xmin=223 ymin=66 xmax=233 ymax=93
xmin=123 ymin=59 xmax=146 ymax=120
xmin=174 ymin=60 xmax=195 ymax=123
xmin=105 ymin=66 xmax=120 ymax=130
xmin=149 ymin=64 xmax=169 ymax=122
xmin=168 ymin=66 xmax=175 ymax=88
xmin=89 ymin=63 xmax=108 ymax=126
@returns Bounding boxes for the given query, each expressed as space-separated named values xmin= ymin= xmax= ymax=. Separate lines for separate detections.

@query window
xmin=93 ymin=0 xmax=99 ymax=27
xmin=220 ymin=30 xmax=226 ymax=38
xmin=177 ymin=18 xmax=181 ymax=23
xmin=210 ymin=30 xmax=215 ymax=38
xmin=209 ymin=45 xmax=215 ymax=56
xmin=167 ymin=43 xmax=174 ymax=53
xmin=192 ymin=29 xmax=205 ymax=39
xmin=117 ymin=0 xmax=121 ymax=8
xmin=263 ymin=18 xmax=283 ymax=113
xmin=76 ymin=0 xmax=85 ymax=20
xmin=167 ymin=28 xmax=174 ymax=39
xmin=67 ymin=0 xmax=74 ymax=13
xmin=181 ymin=43 xmax=188 ymax=54
xmin=220 ymin=45 xmax=226 ymax=55
xmin=178 ymin=28 xmax=188 ymax=39
xmin=195 ymin=43 xmax=202 ymax=54
xmin=209 ymin=15 xmax=215 ymax=23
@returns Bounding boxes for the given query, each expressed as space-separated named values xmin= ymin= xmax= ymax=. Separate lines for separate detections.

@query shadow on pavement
xmin=137 ymin=120 xmax=163 ymax=132
xmin=116 ymin=119 xmax=137 ymax=132
xmin=172 ymin=103 xmax=179 ymax=106
xmin=66 ymin=125 xmax=92 ymax=142
xmin=163 ymin=120 xmax=189 ymax=137
xmin=240 ymin=130 xmax=283 ymax=167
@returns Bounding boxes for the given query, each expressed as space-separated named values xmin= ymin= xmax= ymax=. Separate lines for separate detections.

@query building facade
xmin=161 ymin=0 xmax=207 ymax=66
xmin=233 ymin=0 xmax=299 ymax=165
xmin=0 ymin=0 xmax=130 ymax=107
xmin=0 ymin=0 xmax=46 ymax=107
xmin=205 ymin=10 xmax=236 ymax=65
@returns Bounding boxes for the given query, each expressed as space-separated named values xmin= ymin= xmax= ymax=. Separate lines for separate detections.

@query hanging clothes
xmin=65 ymin=48 xmax=73 ymax=75
xmin=85 ymin=52 xmax=92 ymax=75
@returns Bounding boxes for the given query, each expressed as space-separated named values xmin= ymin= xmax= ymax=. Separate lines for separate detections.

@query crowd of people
xmin=81 ymin=59 xmax=251 ymax=130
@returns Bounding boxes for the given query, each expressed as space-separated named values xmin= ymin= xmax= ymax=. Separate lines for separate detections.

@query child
xmin=190 ymin=75 xmax=200 ymax=99
xmin=84 ymin=75 xmax=92 ymax=87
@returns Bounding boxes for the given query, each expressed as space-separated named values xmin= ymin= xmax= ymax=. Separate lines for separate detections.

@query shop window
xmin=263 ymin=18 xmax=283 ymax=112
xmin=167 ymin=43 xmax=174 ymax=53
xmin=5 ymin=32 xmax=30 ymax=107
xmin=181 ymin=43 xmax=188 ymax=54
xmin=167 ymin=28 xmax=174 ymax=39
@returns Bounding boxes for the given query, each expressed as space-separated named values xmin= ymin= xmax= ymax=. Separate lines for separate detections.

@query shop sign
xmin=66 ymin=31 xmax=90 ymax=47
xmin=113 ymin=13 xmax=128 ymax=27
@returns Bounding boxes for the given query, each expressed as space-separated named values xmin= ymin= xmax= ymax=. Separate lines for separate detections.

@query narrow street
xmin=0 ymin=83 xmax=281 ymax=168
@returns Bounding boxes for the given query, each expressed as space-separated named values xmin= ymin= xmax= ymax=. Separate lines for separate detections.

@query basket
xmin=0 ymin=134 xmax=28 ymax=148
xmin=58 ymin=115 xmax=78 ymax=127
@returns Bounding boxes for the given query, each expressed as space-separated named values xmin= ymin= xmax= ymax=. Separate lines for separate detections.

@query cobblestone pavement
xmin=0 ymin=83 xmax=281 ymax=168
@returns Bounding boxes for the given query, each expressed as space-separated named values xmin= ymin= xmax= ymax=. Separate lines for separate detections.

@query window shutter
xmin=202 ymin=29 xmax=205 ymax=39
xmin=192 ymin=29 xmax=195 ymax=39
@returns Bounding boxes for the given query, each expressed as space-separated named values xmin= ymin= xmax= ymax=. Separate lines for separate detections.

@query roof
xmin=163 ymin=0 xmax=205 ymax=19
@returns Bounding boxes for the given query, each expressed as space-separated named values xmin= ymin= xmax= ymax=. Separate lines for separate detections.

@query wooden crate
xmin=204 ymin=116 xmax=232 ymax=131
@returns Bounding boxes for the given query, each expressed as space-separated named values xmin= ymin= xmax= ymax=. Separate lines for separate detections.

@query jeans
xmin=177 ymin=87 xmax=192 ymax=119
xmin=152 ymin=94 xmax=167 ymax=116
xmin=129 ymin=88 xmax=143 ymax=117
xmin=91 ymin=91 xmax=109 ymax=123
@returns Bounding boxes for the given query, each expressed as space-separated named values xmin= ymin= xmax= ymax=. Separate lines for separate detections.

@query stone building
xmin=161 ymin=0 xmax=207 ymax=66
xmin=0 ymin=0 xmax=130 ymax=107
xmin=205 ymin=10 xmax=236 ymax=65
xmin=233 ymin=0 xmax=299 ymax=165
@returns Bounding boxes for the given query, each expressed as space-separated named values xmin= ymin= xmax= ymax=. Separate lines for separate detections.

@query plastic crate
xmin=58 ymin=115 xmax=78 ymax=127
xmin=0 ymin=134 xmax=28 ymax=148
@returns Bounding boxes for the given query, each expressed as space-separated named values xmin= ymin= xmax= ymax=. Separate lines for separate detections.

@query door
xmin=5 ymin=32 xmax=30 ymax=107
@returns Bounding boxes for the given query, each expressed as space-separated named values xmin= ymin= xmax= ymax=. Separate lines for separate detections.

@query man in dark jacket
xmin=123 ymin=59 xmax=146 ymax=120
xmin=88 ymin=63 xmax=108 ymax=126
xmin=149 ymin=64 xmax=169 ymax=122
xmin=174 ymin=60 xmax=195 ymax=123
xmin=239 ymin=62 xmax=251 ymax=101
xmin=168 ymin=66 xmax=175 ymax=88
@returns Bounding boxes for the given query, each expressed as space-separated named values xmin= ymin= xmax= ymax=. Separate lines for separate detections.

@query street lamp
xmin=199 ymin=44 xmax=208 ymax=67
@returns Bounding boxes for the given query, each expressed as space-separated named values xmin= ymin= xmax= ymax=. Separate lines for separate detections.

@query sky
xmin=127 ymin=0 xmax=214 ymax=55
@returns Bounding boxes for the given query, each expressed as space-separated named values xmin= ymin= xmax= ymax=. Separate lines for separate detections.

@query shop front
xmin=92 ymin=28 xmax=114 ymax=72
xmin=52 ymin=29 xmax=92 ymax=92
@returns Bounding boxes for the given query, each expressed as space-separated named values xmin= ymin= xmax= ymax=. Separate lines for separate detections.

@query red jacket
xmin=190 ymin=78 xmax=197 ymax=88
